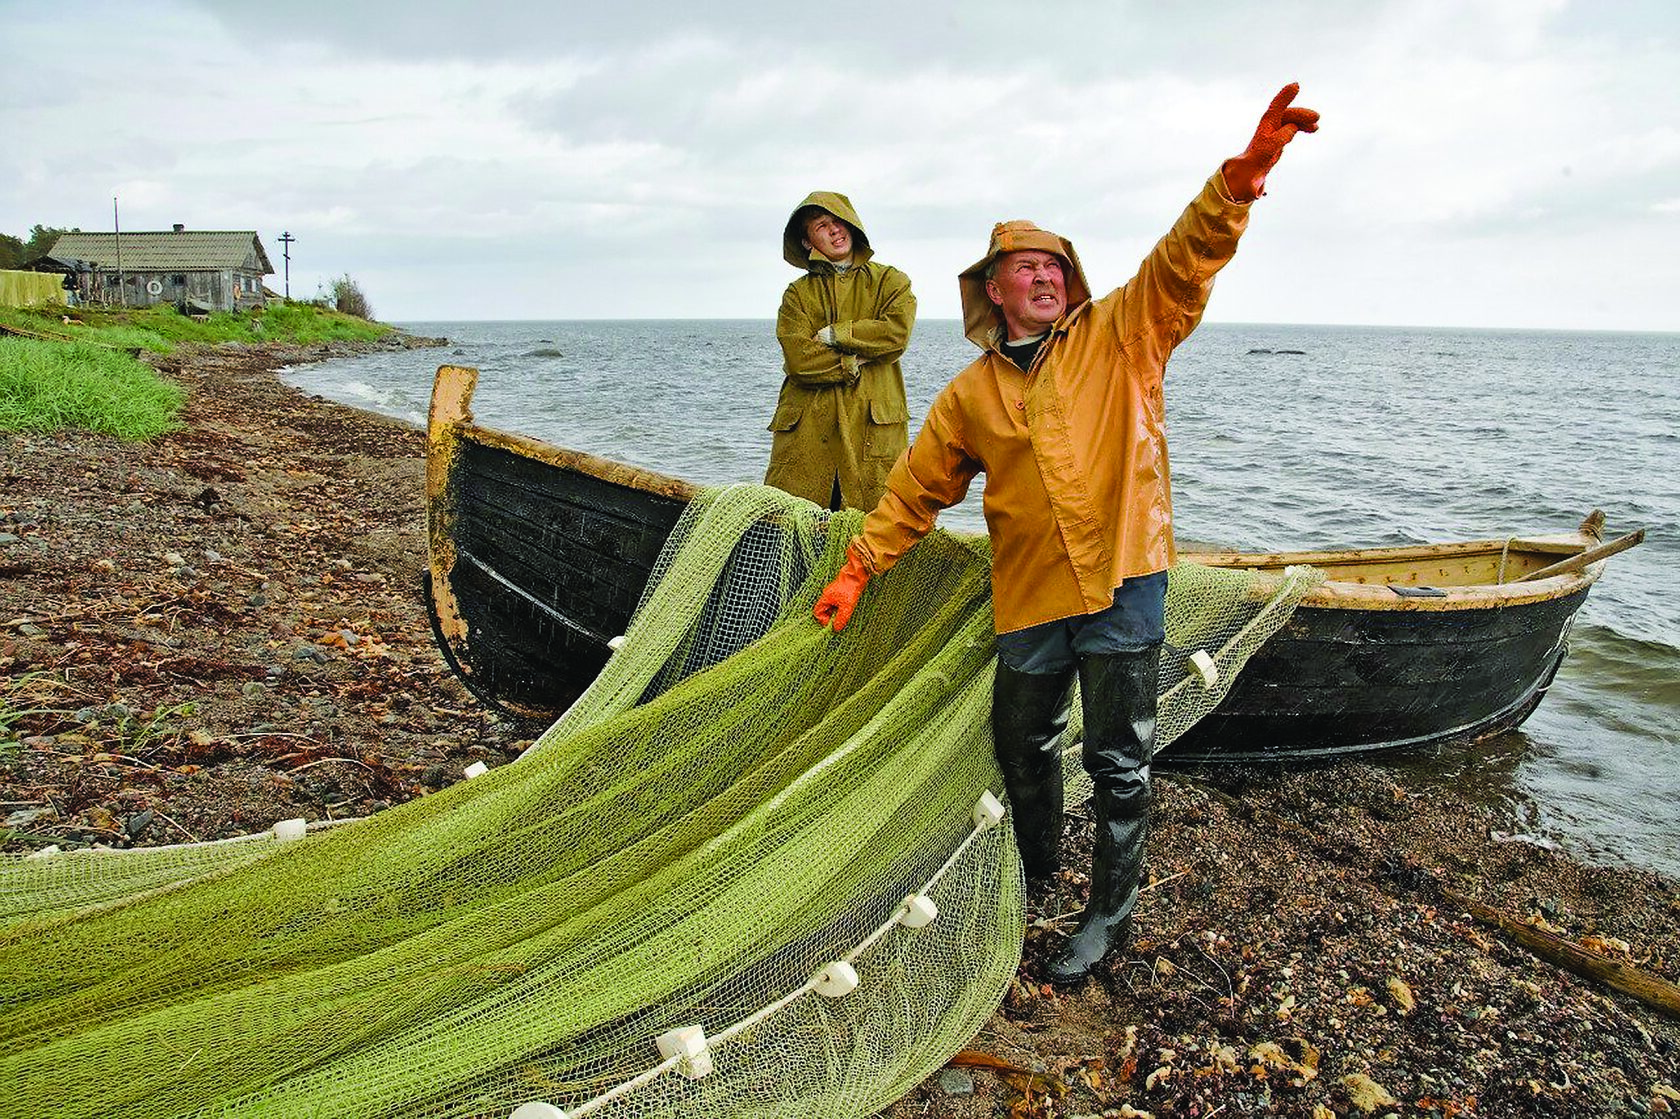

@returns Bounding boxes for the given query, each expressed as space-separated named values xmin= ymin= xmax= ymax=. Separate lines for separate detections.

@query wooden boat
xmin=426 ymin=364 xmax=1639 ymax=759
xmin=1163 ymin=521 xmax=1636 ymax=761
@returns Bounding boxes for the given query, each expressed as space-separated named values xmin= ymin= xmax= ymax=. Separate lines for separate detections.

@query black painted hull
xmin=1165 ymin=585 xmax=1588 ymax=762
xmin=431 ymin=439 xmax=687 ymax=715
xmin=426 ymin=364 xmax=699 ymax=717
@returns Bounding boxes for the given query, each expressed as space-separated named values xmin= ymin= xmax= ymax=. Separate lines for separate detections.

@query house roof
xmin=47 ymin=231 xmax=274 ymax=275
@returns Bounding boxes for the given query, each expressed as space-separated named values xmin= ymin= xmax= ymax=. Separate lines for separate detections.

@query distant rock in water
xmin=1275 ymin=349 xmax=1306 ymax=355
xmin=525 ymin=347 xmax=565 ymax=358
xmin=1247 ymin=348 xmax=1272 ymax=354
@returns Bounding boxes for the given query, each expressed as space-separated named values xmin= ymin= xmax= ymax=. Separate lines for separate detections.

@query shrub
xmin=330 ymin=274 xmax=374 ymax=320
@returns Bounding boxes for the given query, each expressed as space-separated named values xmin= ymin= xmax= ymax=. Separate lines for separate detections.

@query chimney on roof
xmin=172 ymin=223 xmax=185 ymax=232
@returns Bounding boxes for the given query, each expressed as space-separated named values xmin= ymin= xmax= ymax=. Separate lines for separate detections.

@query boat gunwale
xmin=427 ymin=364 xmax=1605 ymax=622
xmin=1181 ymin=535 xmax=1602 ymax=612
xmin=459 ymin=422 xmax=702 ymax=504
xmin=447 ymin=421 xmax=1605 ymax=614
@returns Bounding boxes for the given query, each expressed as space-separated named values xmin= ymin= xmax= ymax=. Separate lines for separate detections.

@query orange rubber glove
xmin=813 ymin=545 xmax=872 ymax=632
xmin=1222 ymin=82 xmax=1320 ymax=203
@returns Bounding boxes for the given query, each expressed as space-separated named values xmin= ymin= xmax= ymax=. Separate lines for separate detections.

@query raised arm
xmin=1220 ymin=82 xmax=1320 ymax=203
xmin=1111 ymin=83 xmax=1320 ymax=358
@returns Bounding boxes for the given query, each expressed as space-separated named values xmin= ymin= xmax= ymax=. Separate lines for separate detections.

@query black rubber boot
xmin=1043 ymin=647 xmax=1160 ymax=984
xmin=991 ymin=662 xmax=1075 ymax=883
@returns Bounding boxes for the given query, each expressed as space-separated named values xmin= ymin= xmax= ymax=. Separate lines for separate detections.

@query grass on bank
xmin=0 ymin=301 xmax=393 ymax=439
xmin=0 ymin=339 xmax=185 ymax=439
xmin=0 ymin=300 xmax=392 ymax=352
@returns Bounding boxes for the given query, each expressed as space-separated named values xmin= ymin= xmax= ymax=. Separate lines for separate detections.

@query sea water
xmin=283 ymin=320 xmax=1680 ymax=879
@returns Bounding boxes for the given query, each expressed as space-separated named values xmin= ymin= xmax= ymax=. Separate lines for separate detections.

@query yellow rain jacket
xmin=855 ymin=171 xmax=1251 ymax=634
xmin=765 ymin=192 xmax=916 ymax=510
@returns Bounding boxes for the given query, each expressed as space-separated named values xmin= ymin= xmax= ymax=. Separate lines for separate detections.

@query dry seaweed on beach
xmin=2 ymin=340 xmax=1677 ymax=1118
xmin=0 ymin=338 xmax=526 ymax=848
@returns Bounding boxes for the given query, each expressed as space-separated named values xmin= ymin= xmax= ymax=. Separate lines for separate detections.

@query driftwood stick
xmin=1514 ymin=529 xmax=1645 ymax=583
xmin=1 ymin=595 xmax=187 ymax=630
xmin=0 ymin=321 xmax=74 ymax=343
xmin=1443 ymin=888 xmax=1680 ymax=1020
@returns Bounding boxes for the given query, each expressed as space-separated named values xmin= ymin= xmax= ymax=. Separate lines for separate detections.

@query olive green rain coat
xmin=853 ymin=171 xmax=1252 ymax=634
xmin=764 ymin=191 xmax=916 ymax=510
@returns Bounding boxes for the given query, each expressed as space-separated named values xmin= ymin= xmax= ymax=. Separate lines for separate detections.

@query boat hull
xmin=1164 ymin=585 xmax=1588 ymax=762
xmin=427 ymin=365 xmax=696 ymax=717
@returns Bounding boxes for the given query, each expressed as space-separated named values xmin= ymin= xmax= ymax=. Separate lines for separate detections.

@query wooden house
xmin=43 ymin=227 xmax=273 ymax=312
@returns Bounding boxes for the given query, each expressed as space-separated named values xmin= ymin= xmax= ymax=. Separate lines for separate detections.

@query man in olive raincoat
xmin=814 ymin=85 xmax=1319 ymax=983
xmin=765 ymin=193 xmax=916 ymax=510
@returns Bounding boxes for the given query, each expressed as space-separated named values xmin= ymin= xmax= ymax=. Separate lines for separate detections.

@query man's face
xmin=986 ymin=250 xmax=1066 ymax=340
xmin=802 ymin=212 xmax=853 ymax=262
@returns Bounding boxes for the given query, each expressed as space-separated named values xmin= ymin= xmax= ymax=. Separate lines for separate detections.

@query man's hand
xmin=813 ymin=545 xmax=872 ymax=631
xmin=1223 ymin=83 xmax=1319 ymax=203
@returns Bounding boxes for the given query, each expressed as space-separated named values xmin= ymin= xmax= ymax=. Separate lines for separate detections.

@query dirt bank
xmin=2 ymin=340 xmax=1675 ymax=1117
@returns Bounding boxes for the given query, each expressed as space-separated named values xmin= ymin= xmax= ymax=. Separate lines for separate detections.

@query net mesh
xmin=0 ymin=484 xmax=1319 ymax=1119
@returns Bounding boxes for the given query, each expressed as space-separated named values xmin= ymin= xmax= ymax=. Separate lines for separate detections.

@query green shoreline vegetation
xmin=0 ymin=301 xmax=391 ymax=440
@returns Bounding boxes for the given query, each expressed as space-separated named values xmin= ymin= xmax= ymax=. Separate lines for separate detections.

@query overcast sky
xmin=3 ymin=0 xmax=1676 ymax=329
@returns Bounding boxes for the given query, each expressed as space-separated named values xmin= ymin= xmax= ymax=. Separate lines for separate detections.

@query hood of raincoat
xmin=783 ymin=191 xmax=875 ymax=270
xmin=957 ymin=220 xmax=1094 ymax=349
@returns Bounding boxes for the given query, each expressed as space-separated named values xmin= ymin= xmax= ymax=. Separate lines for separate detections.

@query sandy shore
xmin=2 ymin=340 xmax=1676 ymax=1117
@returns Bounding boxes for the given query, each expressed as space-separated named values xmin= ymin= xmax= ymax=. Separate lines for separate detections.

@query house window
xmin=173 ymin=274 xmax=186 ymax=286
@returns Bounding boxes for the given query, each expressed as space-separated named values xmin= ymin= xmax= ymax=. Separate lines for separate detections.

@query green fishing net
xmin=0 ymin=484 xmax=1319 ymax=1119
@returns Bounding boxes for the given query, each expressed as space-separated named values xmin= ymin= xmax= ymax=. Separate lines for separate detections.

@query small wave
xmin=524 ymin=347 xmax=565 ymax=358
xmin=336 ymin=380 xmax=390 ymax=404
xmin=1563 ymin=623 xmax=1680 ymax=706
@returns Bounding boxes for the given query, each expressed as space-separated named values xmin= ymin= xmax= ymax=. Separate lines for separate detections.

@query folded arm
xmin=777 ymin=289 xmax=853 ymax=385
xmin=829 ymin=270 xmax=917 ymax=361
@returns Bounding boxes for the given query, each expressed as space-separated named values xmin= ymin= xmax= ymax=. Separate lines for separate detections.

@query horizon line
xmin=388 ymin=316 xmax=1680 ymax=337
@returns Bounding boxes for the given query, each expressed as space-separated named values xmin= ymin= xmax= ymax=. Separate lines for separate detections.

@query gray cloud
xmin=4 ymin=0 xmax=1677 ymax=329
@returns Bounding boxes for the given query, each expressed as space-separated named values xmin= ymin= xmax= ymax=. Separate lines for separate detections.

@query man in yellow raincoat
xmin=765 ymin=193 xmax=916 ymax=510
xmin=815 ymin=85 xmax=1319 ymax=983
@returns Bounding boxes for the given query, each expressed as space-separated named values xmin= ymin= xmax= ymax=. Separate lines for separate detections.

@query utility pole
xmin=278 ymin=231 xmax=295 ymax=299
xmin=113 ymin=196 xmax=125 ymax=307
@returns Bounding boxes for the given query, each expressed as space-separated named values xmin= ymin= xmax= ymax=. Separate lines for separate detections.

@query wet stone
xmin=936 ymin=1069 xmax=974 ymax=1096
xmin=5 ymin=806 xmax=55 ymax=828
